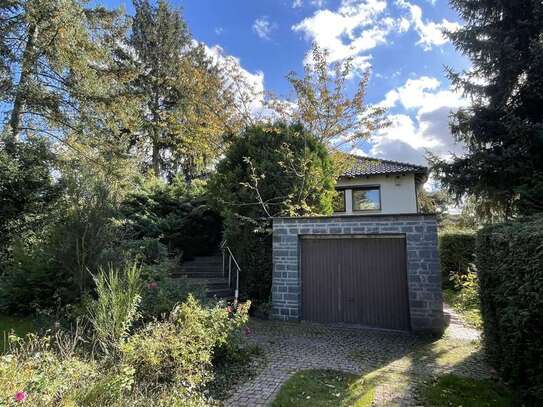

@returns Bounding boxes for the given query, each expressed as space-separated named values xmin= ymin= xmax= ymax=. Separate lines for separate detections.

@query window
xmin=333 ymin=189 xmax=346 ymax=212
xmin=352 ymin=187 xmax=380 ymax=211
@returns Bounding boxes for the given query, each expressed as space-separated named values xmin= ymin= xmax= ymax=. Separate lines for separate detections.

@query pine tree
xmin=129 ymin=0 xmax=190 ymax=177
xmin=432 ymin=0 xmax=543 ymax=218
xmin=0 ymin=0 xmax=131 ymax=153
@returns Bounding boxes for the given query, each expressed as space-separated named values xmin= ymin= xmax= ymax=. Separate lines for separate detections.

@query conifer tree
xmin=432 ymin=0 xmax=543 ymax=218
xmin=0 ymin=0 xmax=130 ymax=153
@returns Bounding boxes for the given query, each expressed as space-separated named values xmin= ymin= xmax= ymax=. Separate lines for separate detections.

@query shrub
xmin=140 ymin=260 xmax=206 ymax=319
xmin=439 ymin=230 xmax=476 ymax=289
xmin=88 ymin=263 xmax=142 ymax=354
xmin=208 ymin=123 xmax=335 ymax=303
xmin=0 ymin=241 xmax=78 ymax=315
xmin=476 ymin=216 xmax=543 ymax=403
xmin=224 ymin=218 xmax=273 ymax=305
xmin=120 ymin=177 xmax=223 ymax=259
xmin=121 ymin=295 xmax=250 ymax=394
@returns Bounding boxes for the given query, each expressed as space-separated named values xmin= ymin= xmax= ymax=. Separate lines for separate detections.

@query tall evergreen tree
xmin=129 ymin=0 xmax=190 ymax=177
xmin=0 ymin=0 xmax=130 ymax=153
xmin=431 ymin=1 xmax=543 ymax=218
xmin=129 ymin=0 xmax=255 ymax=181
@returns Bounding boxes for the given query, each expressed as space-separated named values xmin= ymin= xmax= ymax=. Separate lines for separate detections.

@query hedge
xmin=439 ymin=230 xmax=476 ymax=288
xmin=224 ymin=217 xmax=272 ymax=305
xmin=476 ymin=216 xmax=543 ymax=404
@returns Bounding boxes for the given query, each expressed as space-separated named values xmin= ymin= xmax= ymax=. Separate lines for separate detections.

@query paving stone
xmin=222 ymin=308 xmax=489 ymax=406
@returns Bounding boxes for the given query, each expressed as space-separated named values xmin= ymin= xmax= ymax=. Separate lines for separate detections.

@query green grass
xmin=419 ymin=374 xmax=514 ymax=407
xmin=0 ymin=315 xmax=35 ymax=351
xmin=271 ymin=369 xmax=375 ymax=407
xmin=443 ymin=288 xmax=483 ymax=329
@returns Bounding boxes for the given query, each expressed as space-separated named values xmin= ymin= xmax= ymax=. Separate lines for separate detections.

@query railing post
xmin=235 ymin=268 xmax=239 ymax=306
xmin=222 ymin=248 xmax=225 ymax=278
xmin=228 ymin=255 xmax=232 ymax=289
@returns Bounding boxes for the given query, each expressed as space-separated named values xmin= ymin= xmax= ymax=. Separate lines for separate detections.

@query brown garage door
xmin=301 ymin=235 xmax=410 ymax=331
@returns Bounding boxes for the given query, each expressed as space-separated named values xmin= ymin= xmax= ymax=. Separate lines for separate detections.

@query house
xmin=332 ymin=156 xmax=428 ymax=215
xmin=271 ymin=156 xmax=443 ymax=333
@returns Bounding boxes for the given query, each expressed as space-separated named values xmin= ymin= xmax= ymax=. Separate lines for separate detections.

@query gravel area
xmin=224 ymin=309 xmax=490 ymax=406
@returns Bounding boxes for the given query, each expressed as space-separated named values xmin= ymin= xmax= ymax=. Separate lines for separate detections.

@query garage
xmin=271 ymin=215 xmax=444 ymax=333
xmin=300 ymin=235 xmax=410 ymax=331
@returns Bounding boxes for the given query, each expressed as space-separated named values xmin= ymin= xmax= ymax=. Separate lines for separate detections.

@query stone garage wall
xmin=271 ymin=214 xmax=443 ymax=333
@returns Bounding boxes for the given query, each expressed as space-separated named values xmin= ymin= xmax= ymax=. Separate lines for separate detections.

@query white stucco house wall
xmin=333 ymin=156 xmax=428 ymax=215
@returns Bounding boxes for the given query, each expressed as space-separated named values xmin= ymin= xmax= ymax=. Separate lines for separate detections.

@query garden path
xmin=223 ymin=307 xmax=488 ymax=406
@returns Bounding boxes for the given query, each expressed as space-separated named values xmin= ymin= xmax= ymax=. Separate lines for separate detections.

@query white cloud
xmin=214 ymin=27 xmax=224 ymax=35
xmin=253 ymin=16 xmax=277 ymax=40
xmin=396 ymin=0 xmax=461 ymax=50
xmin=292 ymin=0 xmax=396 ymax=74
xmin=293 ymin=0 xmax=326 ymax=7
xmin=203 ymin=44 xmax=265 ymax=115
xmin=367 ymin=76 xmax=468 ymax=165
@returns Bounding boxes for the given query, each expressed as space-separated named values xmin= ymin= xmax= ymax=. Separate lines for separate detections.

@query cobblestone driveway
xmin=224 ymin=309 xmax=489 ymax=406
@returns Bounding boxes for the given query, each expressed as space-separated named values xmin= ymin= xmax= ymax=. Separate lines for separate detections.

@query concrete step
xmin=207 ymin=287 xmax=234 ymax=298
xmin=185 ymin=278 xmax=230 ymax=288
xmin=173 ymin=271 xmax=225 ymax=279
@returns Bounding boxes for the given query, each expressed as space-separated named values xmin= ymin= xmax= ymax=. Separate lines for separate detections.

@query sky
xmin=99 ymin=0 xmax=471 ymax=169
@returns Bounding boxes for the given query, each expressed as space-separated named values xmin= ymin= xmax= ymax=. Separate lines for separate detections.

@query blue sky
xmin=99 ymin=0 xmax=471 ymax=168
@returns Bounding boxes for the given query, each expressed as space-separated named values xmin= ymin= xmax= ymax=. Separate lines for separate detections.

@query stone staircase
xmin=172 ymin=255 xmax=233 ymax=298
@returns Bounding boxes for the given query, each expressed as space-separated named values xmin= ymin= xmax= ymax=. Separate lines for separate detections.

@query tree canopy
xmin=431 ymin=0 xmax=543 ymax=219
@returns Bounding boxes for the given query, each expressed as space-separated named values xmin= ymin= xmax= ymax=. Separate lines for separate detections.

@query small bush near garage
xmin=439 ymin=229 xmax=476 ymax=289
xmin=476 ymin=216 xmax=543 ymax=404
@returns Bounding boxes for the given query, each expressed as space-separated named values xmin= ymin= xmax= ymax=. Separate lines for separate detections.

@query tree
xmin=431 ymin=0 xmax=543 ymax=219
xmin=418 ymin=189 xmax=453 ymax=223
xmin=267 ymin=43 xmax=388 ymax=154
xmin=0 ymin=137 xmax=62 ymax=266
xmin=209 ymin=123 xmax=336 ymax=220
xmin=129 ymin=0 xmax=247 ymax=181
xmin=0 ymin=0 xmax=130 ymax=152
xmin=129 ymin=0 xmax=190 ymax=177
xmin=208 ymin=123 xmax=335 ymax=302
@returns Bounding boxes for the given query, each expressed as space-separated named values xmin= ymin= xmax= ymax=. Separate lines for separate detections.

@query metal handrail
xmin=220 ymin=240 xmax=241 ymax=305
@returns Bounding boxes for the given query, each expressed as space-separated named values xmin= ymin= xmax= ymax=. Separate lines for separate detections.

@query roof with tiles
xmin=341 ymin=155 xmax=428 ymax=178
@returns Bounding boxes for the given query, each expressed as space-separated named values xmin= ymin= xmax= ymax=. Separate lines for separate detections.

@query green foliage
xmin=120 ymin=177 xmax=223 ymax=259
xmin=139 ymin=261 xmax=206 ymax=319
xmin=225 ymin=219 xmax=273 ymax=304
xmin=0 ymin=315 xmax=34 ymax=352
xmin=209 ymin=123 xmax=336 ymax=220
xmin=0 ymin=294 xmax=253 ymax=406
xmin=1 ymin=0 xmax=132 ymax=147
xmin=432 ymin=1 xmax=543 ymax=217
xmin=208 ymin=123 xmax=335 ymax=303
xmin=0 ymin=240 xmax=78 ymax=316
xmin=438 ymin=230 xmax=476 ymax=289
xmin=120 ymin=295 xmax=250 ymax=393
xmin=0 ymin=139 xmax=61 ymax=266
xmin=88 ymin=263 xmax=142 ymax=355
xmin=442 ymin=276 xmax=482 ymax=330
xmin=419 ymin=374 xmax=514 ymax=407
xmin=476 ymin=216 xmax=543 ymax=403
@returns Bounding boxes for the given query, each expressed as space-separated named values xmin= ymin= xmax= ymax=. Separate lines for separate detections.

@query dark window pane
xmin=333 ymin=189 xmax=346 ymax=212
xmin=352 ymin=188 xmax=380 ymax=211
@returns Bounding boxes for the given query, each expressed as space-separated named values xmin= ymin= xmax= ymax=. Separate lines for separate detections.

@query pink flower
xmin=147 ymin=281 xmax=158 ymax=289
xmin=15 ymin=391 xmax=27 ymax=402
xmin=244 ymin=327 xmax=252 ymax=337
xmin=226 ymin=306 xmax=233 ymax=314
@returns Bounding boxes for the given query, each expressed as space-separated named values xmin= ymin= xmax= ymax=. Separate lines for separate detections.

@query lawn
xmin=272 ymin=370 xmax=514 ymax=407
xmin=420 ymin=374 xmax=514 ymax=407
xmin=271 ymin=369 xmax=375 ymax=407
xmin=0 ymin=315 xmax=34 ymax=352
xmin=443 ymin=288 xmax=483 ymax=329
